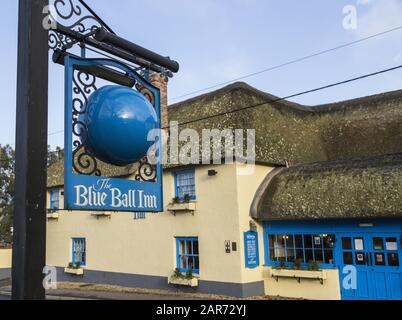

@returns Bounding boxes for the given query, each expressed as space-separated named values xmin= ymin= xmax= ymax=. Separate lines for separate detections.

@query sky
xmin=1 ymin=0 xmax=402 ymax=148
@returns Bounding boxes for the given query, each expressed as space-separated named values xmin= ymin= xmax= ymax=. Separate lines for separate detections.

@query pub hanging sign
xmin=63 ymin=56 xmax=163 ymax=212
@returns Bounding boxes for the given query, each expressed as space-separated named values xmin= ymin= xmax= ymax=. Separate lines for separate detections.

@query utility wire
xmin=79 ymin=0 xmax=116 ymax=35
xmin=85 ymin=47 xmax=142 ymax=71
xmin=169 ymin=25 xmax=402 ymax=102
xmin=163 ymin=64 xmax=402 ymax=129
xmin=3 ymin=63 xmax=402 ymax=146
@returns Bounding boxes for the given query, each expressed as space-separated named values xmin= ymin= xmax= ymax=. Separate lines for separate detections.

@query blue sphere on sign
xmin=83 ymin=85 xmax=158 ymax=166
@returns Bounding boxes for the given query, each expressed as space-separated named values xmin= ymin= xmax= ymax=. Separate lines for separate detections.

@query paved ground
xmin=0 ymin=285 xmax=199 ymax=300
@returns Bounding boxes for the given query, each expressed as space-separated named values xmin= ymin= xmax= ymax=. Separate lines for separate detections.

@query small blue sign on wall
xmin=64 ymin=57 xmax=163 ymax=212
xmin=244 ymin=231 xmax=259 ymax=268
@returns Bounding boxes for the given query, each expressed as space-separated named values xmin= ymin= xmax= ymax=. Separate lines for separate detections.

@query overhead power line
xmin=169 ymin=25 xmax=402 ymax=102
xmin=3 ymin=63 xmax=402 ymax=146
xmin=163 ymin=64 xmax=402 ymax=129
xmin=6 ymin=26 xmax=402 ymax=144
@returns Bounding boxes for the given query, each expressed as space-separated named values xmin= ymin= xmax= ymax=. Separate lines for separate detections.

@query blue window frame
xmin=266 ymin=233 xmax=336 ymax=269
xmin=72 ymin=238 xmax=86 ymax=266
xmin=50 ymin=189 xmax=60 ymax=210
xmin=174 ymin=169 xmax=196 ymax=200
xmin=176 ymin=237 xmax=199 ymax=274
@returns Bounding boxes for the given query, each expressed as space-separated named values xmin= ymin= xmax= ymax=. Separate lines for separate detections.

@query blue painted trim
xmin=175 ymin=237 xmax=199 ymax=274
xmin=49 ymin=188 xmax=60 ymax=210
xmin=72 ymin=237 xmax=86 ymax=267
xmin=173 ymin=168 xmax=196 ymax=200
xmin=263 ymin=218 xmax=402 ymax=269
xmin=63 ymin=56 xmax=164 ymax=212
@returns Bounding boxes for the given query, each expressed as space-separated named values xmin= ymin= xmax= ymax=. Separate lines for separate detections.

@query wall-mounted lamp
xmin=208 ymin=169 xmax=218 ymax=176
xmin=249 ymin=220 xmax=257 ymax=232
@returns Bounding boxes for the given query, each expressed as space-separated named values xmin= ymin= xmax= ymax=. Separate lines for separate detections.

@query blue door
xmin=339 ymin=233 xmax=402 ymax=300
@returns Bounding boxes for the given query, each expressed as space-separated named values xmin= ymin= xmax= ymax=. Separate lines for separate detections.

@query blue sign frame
xmin=244 ymin=231 xmax=260 ymax=268
xmin=64 ymin=56 xmax=163 ymax=212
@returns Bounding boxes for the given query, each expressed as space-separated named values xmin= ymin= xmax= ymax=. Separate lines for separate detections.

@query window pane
xmin=286 ymin=235 xmax=295 ymax=262
xmin=374 ymin=253 xmax=386 ymax=266
xmin=305 ymin=249 xmax=314 ymax=263
xmin=193 ymin=241 xmax=199 ymax=255
xmin=355 ymin=252 xmax=366 ymax=265
xmin=314 ymin=249 xmax=323 ymax=263
xmin=73 ymin=239 xmax=85 ymax=265
xmin=286 ymin=235 xmax=295 ymax=248
xmin=323 ymin=235 xmax=335 ymax=249
xmin=286 ymin=248 xmax=295 ymax=262
xmin=385 ymin=238 xmax=398 ymax=251
xmin=276 ymin=235 xmax=286 ymax=259
xmin=354 ymin=238 xmax=364 ymax=251
xmin=295 ymin=249 xmax=304 ymax=262
xmin=373 ymin=237 xmax=384 ymax=250
xmin=176 ymin=170 xmax=195 ymax=199
xmin=181 ymin=256 xmax=188 ymax=269
xmin=342 ymin=237 xmax=352 ymax=250
xmin=304 ymin=235 xmax=313 ymax=248
xmin=294 ymin=235 xmax=303 ymax=248
xmin=313 ymin=235 xmax=322 ymax=248
xmin=388 ymin=253 xmax=399 ymax=267
xmin=324 ymin=250 xmax=334 ymax=264
xmin=343 ymin=252 xmax=353 ymax=264
xmin=194 ymin=256 xmax=200 ymax=270
xmin=186 ymin=241 xmax=192 ymax=254
xmin=188 ymin=257 xmax=195 ymax=270
xmin=180 ymin=241 xmax=185 ymax=255
xmin=177 ymin=238 xmax=199 ymax=272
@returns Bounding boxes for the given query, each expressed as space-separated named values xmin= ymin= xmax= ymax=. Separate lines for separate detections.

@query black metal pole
xmin=52 ymin=50 xmax=136 ymax=87
xmin=12 ymin=0 xmax=49 ymax=300
xmin=95 ymin=28 xmax=180 ymax=73
xmin=54 ymin=24 xmax=173 ymax=76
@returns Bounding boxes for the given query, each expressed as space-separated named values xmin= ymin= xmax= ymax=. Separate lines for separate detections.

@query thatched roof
xmin=250 ymin=154 xmax=402 ymax=220
xmin=48 ymin=82 xmax=402 ymax=192
xmin=169 ymin=82 xmax=402 ymax=166
xmin=47 ymin=157 xmax=136 ymax=188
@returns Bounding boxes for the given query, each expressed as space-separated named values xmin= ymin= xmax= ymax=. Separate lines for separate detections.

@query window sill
xmin=168 ymin=276 xmax=199 ymax=287
xmin=91 ymin=212 xmax=112 ymax=219
xmin=47 ymin=212 xmax=59 ymax=220
xmin=64 ymin=267 xmax=84 ymax=276
xmin=269 ymin=268 xmax=326 ymax=284
xmin=167 ymin=202 xmax=196 ymax=214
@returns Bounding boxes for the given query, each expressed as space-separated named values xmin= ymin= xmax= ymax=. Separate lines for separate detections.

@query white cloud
xmin=354 ymin=0 xmax=402 ymax=37
xmin=357 ymin=0 xmax=376 ymax=5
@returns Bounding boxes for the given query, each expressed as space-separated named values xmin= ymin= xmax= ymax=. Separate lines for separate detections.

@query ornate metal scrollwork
xmin=48 ymin=0 xmax=103 ymax=50
xmin=69 ymin=68 xmax=157 ymax=182
xmin=135 ymin=157 xmax=157 ymax=182
xmin=133 ymin=82 xmax=158 ymax=182
xmin=71 ymin=69 xmax=100 ymax=176
xmin=135 ymin=82 xmax=155 ymax=107
xmin=49 ymin=30 xmax=76 ymax=50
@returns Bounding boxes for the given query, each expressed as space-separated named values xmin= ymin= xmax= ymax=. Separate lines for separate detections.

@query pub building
xmin=46 ymin=79 xmax=402 ymax=300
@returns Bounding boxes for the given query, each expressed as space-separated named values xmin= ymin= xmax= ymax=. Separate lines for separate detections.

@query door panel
xmin=389 ymin=273 xmax=402 ymax=299
xmin=339 ymin=233 xmax=402 ymax=300
xmin=373 ymin=272 xmax=387 ymax=299
xmin=356 ymin=271 xmax=370 ymax=298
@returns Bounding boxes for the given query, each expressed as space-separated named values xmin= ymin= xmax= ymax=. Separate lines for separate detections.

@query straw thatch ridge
xmin=251 ymin=154 xmax=402 ymax=220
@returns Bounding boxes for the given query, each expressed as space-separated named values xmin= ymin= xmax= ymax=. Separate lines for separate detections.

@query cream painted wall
xmin=235 ymin=163 xmax=273 ymax=284
xmin=0 ymin=249 xmax=12 ymax=268
xmin=46 ymin=163 xmax=259 ymax=284
xmin=263 ymin=267 xmax=341 ymax=300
